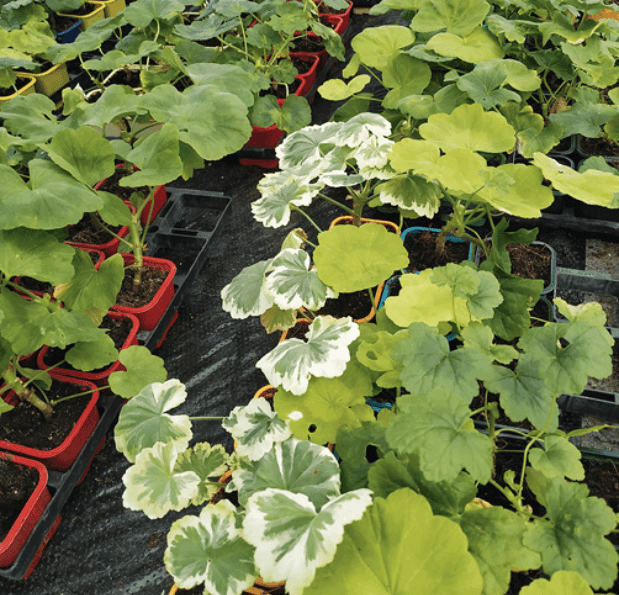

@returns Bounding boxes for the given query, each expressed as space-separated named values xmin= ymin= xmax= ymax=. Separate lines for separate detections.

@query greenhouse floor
xmin=2 ymin=8 xmax=619 ymax=595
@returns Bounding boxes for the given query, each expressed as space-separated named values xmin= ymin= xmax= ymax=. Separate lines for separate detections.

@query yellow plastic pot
xmin=0 ymin=74 xmax=36 ymax=104
xmin=98 ymin=0 xmax=125 ymax=17
xmin=590 ymin=8 xmax=619 ymax=20
xmin=30 ymin=62 xmax=69 ymax=96
xmin=58 ymin=1 xmax=106 ymax=30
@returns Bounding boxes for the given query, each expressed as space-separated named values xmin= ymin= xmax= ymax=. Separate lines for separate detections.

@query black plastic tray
xmin=0 ymin=188 xmax=231 ymax=580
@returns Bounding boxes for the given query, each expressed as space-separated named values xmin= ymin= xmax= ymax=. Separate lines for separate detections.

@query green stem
xmin=290 ymin=205 xmax=322 ymax=233
xmin=316 ymin=193 xmax=356 ymax=215
xmin=189 ymin=416 xmax=226 ymax=421
xmin=50 ymin=386 xmax=99 ymax=406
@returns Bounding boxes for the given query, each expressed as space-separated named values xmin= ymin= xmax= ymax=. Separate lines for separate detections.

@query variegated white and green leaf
xmin=165 ymin=501 xmax=257 ymax=595
xmin=122 ymin=441 xmax=200 ymax=519
xmin=266 ymin=249 xmax=335 ymax=312
xmin=334 ymin=113 xmax=392 ymax=148
xmin=276 ymin=121 xmax=344 ymax=168
xmin=221 ymin=258 xmax=275 ymax=319
xmin=243 ymin=488 xmax=373 ymax=595
xmin=173 ymin=443 xmax=229 ymax=506
xmin=223 ymin=396 xmax=291 ymax=461
xmin=256 ymin=316 xmax=360 ymax=395
xmin=231 ymin=437 xmax=340 ymax=508
xmin=352 ymin=136 xmax=395 ymax=179
xmin=114 ymin=379 xmax=193 ymax=463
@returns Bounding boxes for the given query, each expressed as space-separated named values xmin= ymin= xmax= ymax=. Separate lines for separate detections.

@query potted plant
xmin=116 ymin=283 xmax=619 ymax=594
xmin=56 ymin=0 xmax=107 ymax=30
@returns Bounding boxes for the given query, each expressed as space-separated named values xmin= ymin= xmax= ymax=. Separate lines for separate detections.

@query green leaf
xmin=275 ymin=121 xmax=343 ymax=168
xmin=485 ymin=14 xmax=527 ymax=43
xmin=266 ymin=248 xmax=333 ymax=311
xmin=122 ymin=0 xmax=185 ymax=28
xmin=173 ymin=442 xmax=229 ymax=506
xmin=386 ymin=389 xmax=493 ymax=483
xmin=108 ymin=345 xmax=167 ymax=401
xmin=534 ymin=153 xmax=619 ymax=207
xmin=186 ymin=62 xmax=257 ymax=107
xmin=381 ymin=54 xmax=432 ymax=109
xmin=0 ymin=93 xmax=60 ymax=143
xmin=314 ymin=223 xmax=409 ymax=293
xmin=529 ymin=434 xmax=585 ymax=480
xmin=260 ymin=304 xmax=296 ymax=334
xmin=318 ymin=75 xmax=370 ymax=101
xmin=44 ymin=128 xmax=116 ymax=187
xmin=222 ymin=396 xmax=290 ymax=461
xmin=420 ymin=104 xmax=515 ymax=153
xmin=304 ymin=489 xmax=483 ymax=595
xmin=410 ymin=0 xmax=490 ymax=36
xmin=243 ymin=488 xmax=373 ymax=595
xmin=221 ymin=258 xmax=274 ymax=319
xmin=549 ymin=102 xmax=619 ymax=138
xmin=165 ymin=501 xmax=257 ymax=595
xmin=273 ymin=363 xmax=374 ymax=444
xmin=356 ymin=328 xmax=409 ymax=388
xmin=517 ymin=319 xmax=613 ymax=396
xmin=524 ymin=475 xmax=618 ymax=590
xmin=114 ymin=379 xmax=192 ymax=463
xmin=122 ymin=441 xmax=201 ymax=519
xmin=0 ymin=160 xmax=103 ymax=230
xmin=138 ymin=84 xmax=251 ymax=160
xmin=350 ymin=25 xmax=415 ymax=70
xmin=459 ymin=506 xmax=542 ymax=595
xmin=232 ymin=437 xmax=340 ymax=508
xmin=96 ymin=191 xmax=133 ymax=227
xmin=521 ymin=571 xmax=602 ymax=595
xmin=460 ymin=323 xmax=518 ymax=364
xmin=54 ymin=251 xmax=124 ymax=318
xmin=336 ymin=422 xmax=391 ymax=491
xmin=64 ymin=334 xmax=117 ymax=371
xmin=426 ymin=27 xmax=504 ymax=64
xmin=368 ymin=451 xmax=477 ymax=516
xmin=120 ymin=124 xmax=183 ymax=187
xmin=0 ymin=228 xmax=74 ymax=283
xmin=483 ymin=357 xmax=557 ymax=430
xmin=554 ymin=297 xmax=608 ymax=326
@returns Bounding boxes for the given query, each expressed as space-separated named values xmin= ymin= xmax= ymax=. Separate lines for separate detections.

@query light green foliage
xmin=426 ymin=27 xmax=504 ymax=63
xmin=222 ymin=396 xmax=290 ymax=461
xmin=318 ymin=75 xmax=370 ymax=101
xmin=419 ymin=104 xmax=516 ymax=153
xmin=64 ymin=333 xmax=117 ymax=372
xmin=165 ymin=501 xmax=257 ymax=595
xmin=386 ymin=389 xmax=493 ymax=483
xmin=186 ymin=62 xmax=258 ymax=107
xmin=529 ymin=435 xmax=585 ymax=480
xmin=273 ymin=363 xmax=374 ymax=444
xmin=243 ymin=488 xmax=373 ymax=595
xmin=381 ymin=54 xmax=432 ymax=108
xmin=113 ymin=378 xmax=189 ymax=465
xmin=231 ymin=437 xmax=340 ymax=508
xmin=350 ymin=25 xmax=415 ymax=70
xmin=304 ymin=489 xmax=483 ymax=595
xmin=525 ymin=473 xmax=619 ymax=590
xmin=314 ymin=223 xmax=409 ymax=293
xmin=260 ymin=304 xmax=296 ymax=333
xmin=460 ymin=323 xmax=518 ymax=364
xmin=410 ymin=0 xmax=490 ymax=36
xmin=122 ymin=0 xmax=185 ymax=28
xmin=356 ymin=328 xmax=408 ymax=388
xmin=459 ymin=506 xmax=541 ymax=595
xmin=521 ymin=571 xmax=604 ymax=595
xmin=257 ymin=315 xmax=360 ymax=395
xmin=533 ymin=153 xmax=619 ymax=207
xmin=250 ymin=94 xmax=312 ymax=134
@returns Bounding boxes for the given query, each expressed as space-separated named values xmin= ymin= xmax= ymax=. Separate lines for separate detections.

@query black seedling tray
xmin=0 ymin=393 xmax=122 ymax=580
xmin=139 ymin=188 xmax=232 ymax=350
xmin=0 ymin=188 xmax=231 ymax=580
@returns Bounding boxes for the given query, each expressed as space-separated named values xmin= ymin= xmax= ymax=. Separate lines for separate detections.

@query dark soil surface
xmin=404 ymin=230 xmax=471 ymax=271
xmin=115 ymin=264 xmax=169 ymax=308
xmin=579 ymin=136 xmax=619 ymax=157
xmin=67 ymin=213 xmax=124 ymax=245
xmin=0 ymin=381 xmax=93 ymax=451
xmin=0 ymin=458 xmax=39 ymax=542
xmin=49 ymin=14 xmax=80 ymax=33
xmin=506 ymin=243 xmax=552 ymax=286
xmin=97 ymin=168 xmax=150 ymax=203
xmin=315 ymin=286 xmax=377 ymax=320
xmin=0 ymin=76 xmax=32 ymax=97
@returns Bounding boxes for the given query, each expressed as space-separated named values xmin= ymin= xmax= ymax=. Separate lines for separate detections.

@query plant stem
xmin=290 ymin=205 xmax=322 ymax=233
xmin=316 ymin=193 xmax=356 ymax=215
xmin=190 ymin=416 xmax=226 ymax=421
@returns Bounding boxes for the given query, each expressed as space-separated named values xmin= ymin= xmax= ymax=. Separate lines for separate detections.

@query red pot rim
xmin=0 ymin=372 xmax=100 ymax=469
xmin=0 ymin=453 xmax=49 ymax=567
xmin=36 ymin=311 xmax=140 ymax=381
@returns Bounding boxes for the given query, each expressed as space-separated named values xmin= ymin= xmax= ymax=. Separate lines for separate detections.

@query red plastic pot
xmin=0 ymin=374 xmax=101 ymax=472
xmin=0 ymin=453 xmax=60 ymax=576
xmin=65 ymin=225 xmax=131 ymax=258
xmin=94 ymin=164 xmax=168 ymax=225
xmin=36 ymin=311 xmax=140 ymax=387
xmin=111 ymin=253 xmax=177 ymax=331
xmin=318 ymin=0 xmax=353 ymax=32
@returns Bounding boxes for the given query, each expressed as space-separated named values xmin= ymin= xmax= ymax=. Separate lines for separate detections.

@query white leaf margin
xmin=243 ymin=488 xmax=373 ymax=595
